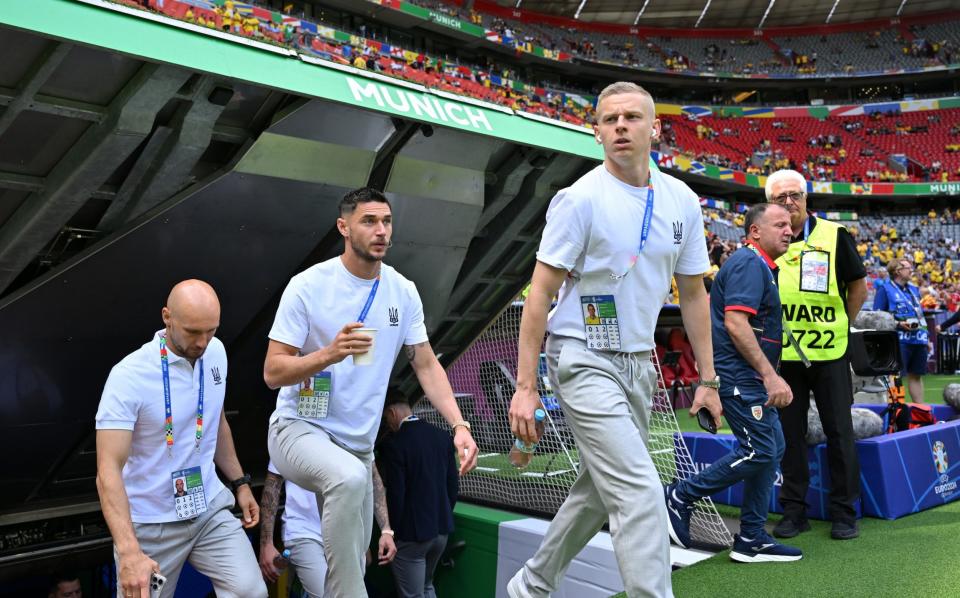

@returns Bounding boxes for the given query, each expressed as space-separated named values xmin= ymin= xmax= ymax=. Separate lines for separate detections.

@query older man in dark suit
xmin=377 ymin=389 xmax=458 ymax=598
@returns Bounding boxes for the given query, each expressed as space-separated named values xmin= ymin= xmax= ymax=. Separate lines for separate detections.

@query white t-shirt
xmin=268 ymin=257 xmax=429 ymax=453
xmin=536 ymin=165 xmax=710 ymax=352
xmin=95 ymin=331 xmax=228 ymax=523
xmin=267 ymin=461 xmax=322 ymax=545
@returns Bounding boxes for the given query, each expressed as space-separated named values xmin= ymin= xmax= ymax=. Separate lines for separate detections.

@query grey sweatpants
xmin=116 ymin=489 xmax=266 ymax=598
xmin=515 ymin=335 xmax=673 ymax=598
xmin=268 ymin=417 xmax=374 ymax=598
xmin=287 ymin=537 xmax=328 ymax=598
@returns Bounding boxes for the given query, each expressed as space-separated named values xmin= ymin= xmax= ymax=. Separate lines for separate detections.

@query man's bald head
xmin=161 ymin=279 xmax=220 ymax=362
xmin=166 ymin=279 xmax=220 ymax=318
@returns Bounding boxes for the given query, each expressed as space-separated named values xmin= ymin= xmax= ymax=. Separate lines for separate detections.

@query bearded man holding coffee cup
xmin=263 ymin=187 xmax=478 ymax=596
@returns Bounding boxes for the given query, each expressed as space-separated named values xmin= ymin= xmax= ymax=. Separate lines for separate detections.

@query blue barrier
xmin=681 ymin=417 xmax=960 ymax=520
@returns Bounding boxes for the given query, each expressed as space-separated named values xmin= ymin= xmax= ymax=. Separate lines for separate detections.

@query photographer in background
xmin=874 ymin=258 xmax=929 ymax=403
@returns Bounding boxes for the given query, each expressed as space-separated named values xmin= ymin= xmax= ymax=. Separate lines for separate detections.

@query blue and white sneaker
xmin=664 ymin=483 xmax=694 ymax=549
xmin=730 ymin=532 xmax=803 ymax=563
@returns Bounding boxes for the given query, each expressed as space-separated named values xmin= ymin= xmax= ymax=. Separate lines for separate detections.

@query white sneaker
xmin=506 ymin=568 xmax=534 ymax=598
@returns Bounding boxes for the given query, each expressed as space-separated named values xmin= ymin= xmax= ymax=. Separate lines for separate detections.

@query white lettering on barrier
xmin=347 ymin=77 xmax=384 ymax=107
xmin=445 ymin=103 xmax=469 ymax=126
xmin=382 ymin=87 xmax=409 ymax=112
xmin=347 ymin=77 xmax=493 ymax=132
xmin=431 ymin=98 xmax=449 ymax=122
xmin=429 ymin=12 xmax=462 ymax=30
xmin=931 ymin=183 xmax=960 ymax=194
xmin=935 ymin=480 xmax=957 ymax=495
xmin=408 ymin=94 xmax=438 ymax=120
xmin=466 ymin=106 xmax=492 ymax=131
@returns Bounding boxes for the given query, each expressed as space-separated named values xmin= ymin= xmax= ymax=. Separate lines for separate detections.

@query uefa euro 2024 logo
xmin=933 ymin=441 xmax=948 ymax=476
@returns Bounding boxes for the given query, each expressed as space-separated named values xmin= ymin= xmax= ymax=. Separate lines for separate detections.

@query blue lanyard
xmin=356 ymin=276 xmax=380 ymax=323
xmin=802 ymin=217 xmax=810 ymax=244
xmin=611 ymin=186 xmax=654 ymax=279
xmin=160 ymin=335 xmax=204 ymax=455
xmin=637 ymin=186 xmax=654 ymax=253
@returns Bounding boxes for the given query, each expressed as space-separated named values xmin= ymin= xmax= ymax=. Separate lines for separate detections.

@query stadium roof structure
xmin=0 ymin=0 xmax=598 ymax=532
xmin=509 ymin=0 xmax=955 ymax=29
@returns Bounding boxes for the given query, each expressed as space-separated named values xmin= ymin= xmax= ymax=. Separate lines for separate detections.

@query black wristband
xmin=230 ymin=473 xmax=252 ymax=492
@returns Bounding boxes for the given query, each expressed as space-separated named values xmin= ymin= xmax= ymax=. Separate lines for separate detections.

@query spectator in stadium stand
xmin=665 ymin=203 xmax=801 ymax=563
xmin=378 ymin=388 xmax=458 ymax=598
xmin=873 ymin=259 xmax=931 ymax=403
xmin=48 ymin=571 xmax=82 ymax=598
xmin=767 ymin=170 xmax=867 ymax=541
xmin=95 ymin=280 xmax=266 ymax=598
xmin=507 ymin=82 xmax=721 ymax=598
xmin=263 ymin=187 xmax=477 ymax=597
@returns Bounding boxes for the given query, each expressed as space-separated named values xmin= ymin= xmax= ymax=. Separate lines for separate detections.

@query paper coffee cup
xmin=353 ymin=328 xmax=378 ymax=366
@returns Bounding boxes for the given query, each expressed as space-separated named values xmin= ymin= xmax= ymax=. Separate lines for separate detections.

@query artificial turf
xmin=914 ymin=373 xmax=956 ymax=404
xmin=473 ymin=449 xmax=579 ymax=485
xmin=665 ymin=499 xmax=960 ymax=598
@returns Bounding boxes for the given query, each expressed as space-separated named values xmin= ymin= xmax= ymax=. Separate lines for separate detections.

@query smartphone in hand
xmin=696 ymin=408 xmax=717 ymax=434
xmin=150 ymin=573 xmax=166 ymax=598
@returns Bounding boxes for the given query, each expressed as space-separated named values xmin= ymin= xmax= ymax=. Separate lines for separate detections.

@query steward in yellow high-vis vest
xmin=765 ymin=170 xmax=868 ymax=542
xmin=777 ymin=218 xmax=848 ymax=361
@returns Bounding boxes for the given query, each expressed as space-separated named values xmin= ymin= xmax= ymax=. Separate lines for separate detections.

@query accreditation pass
xmin=581 ymin=294 xmax=621 ymax=351
xmin=298 ymin=371 xmax=331 ymax=419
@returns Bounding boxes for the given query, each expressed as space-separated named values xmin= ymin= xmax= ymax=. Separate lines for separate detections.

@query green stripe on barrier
xmin=430 ymin=503 xmax=527 ymax=598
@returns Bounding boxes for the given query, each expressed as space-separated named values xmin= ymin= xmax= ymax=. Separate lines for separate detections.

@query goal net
xmin=415 ymin=299 xmax=733 ymax=550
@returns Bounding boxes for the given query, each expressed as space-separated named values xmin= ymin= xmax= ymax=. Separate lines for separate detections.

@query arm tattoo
xmin=372 ymin=463 xmax=391 ymax=530
xmin=259 ymin=472 xmax=283 ymax=546
xmin=403 ymin=341 xmax=430 ymax=362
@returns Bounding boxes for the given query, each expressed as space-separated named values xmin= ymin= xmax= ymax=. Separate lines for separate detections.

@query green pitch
xmin=472 ymin=430 xmax=683 ymax=485
xmin=668 ymin=499 xmax=960 ymax=598
xmin=912 ymin=374 xmax=956 ymax=404
xmin=611 ymin=499 xmax=960 ymax=598
xmin=473 ymin=450 xmax=580 ymax=485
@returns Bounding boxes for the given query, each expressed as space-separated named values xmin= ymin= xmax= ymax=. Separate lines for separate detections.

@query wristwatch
xmin=229 ymin=473 xmax=252 ymax=492
xmin=451 ymin=420 xmax=472 ymax=433
xmin=698 ymin=375 xmax=721 ymax=390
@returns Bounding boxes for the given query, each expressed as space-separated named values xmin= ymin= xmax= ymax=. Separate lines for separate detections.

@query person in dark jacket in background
xmin=378 ymin=388 xmax=458 ymax=598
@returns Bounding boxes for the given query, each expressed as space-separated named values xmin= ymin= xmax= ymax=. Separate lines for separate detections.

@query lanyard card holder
xmin=799 ymin=250 xmax=830 ymax=294
xmin=580 ymin=294 xmax=622 ymax=351
xmin=298 ymin=371 xmax=331 ymax=419
xmin=172 ymin=466 xmax=207 ymax=520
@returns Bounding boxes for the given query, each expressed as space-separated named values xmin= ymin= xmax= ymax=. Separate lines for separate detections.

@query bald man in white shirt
xmin=96 ymin=280 xmax=265 ymax=598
